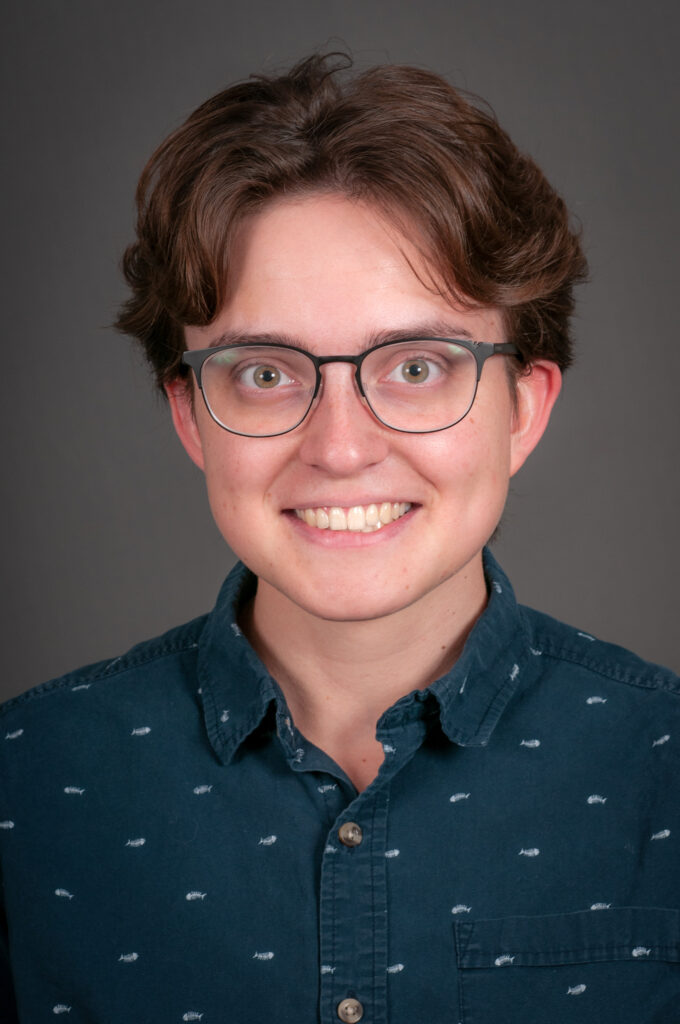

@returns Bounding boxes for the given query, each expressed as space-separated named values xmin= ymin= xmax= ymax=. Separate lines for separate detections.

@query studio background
xmin=2 ymin=0 xmax=678 ymax=702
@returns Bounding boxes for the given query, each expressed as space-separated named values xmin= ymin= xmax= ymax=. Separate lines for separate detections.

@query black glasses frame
xmin=181 ymin=337 xmax=521 ymax=437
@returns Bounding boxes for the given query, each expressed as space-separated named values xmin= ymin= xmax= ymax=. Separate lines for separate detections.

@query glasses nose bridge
xmin=313 ymin=352 xmax=367 ymax=398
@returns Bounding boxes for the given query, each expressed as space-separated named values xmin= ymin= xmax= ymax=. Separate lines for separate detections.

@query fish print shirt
xmin=1 ymin=551 xmax=679 ymax=1023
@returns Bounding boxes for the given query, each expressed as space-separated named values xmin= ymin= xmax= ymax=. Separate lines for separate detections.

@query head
xmin=115 ymin=54 xmax=586 ymax=624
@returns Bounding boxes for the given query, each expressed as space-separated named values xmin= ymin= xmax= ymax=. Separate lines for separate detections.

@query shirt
xmin=1 ymin=550 xmax=679 ymax=1024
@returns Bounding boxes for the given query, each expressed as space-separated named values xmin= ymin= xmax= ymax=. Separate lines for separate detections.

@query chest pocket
xmin=454 ymin=907 xmax=680 ymax=1024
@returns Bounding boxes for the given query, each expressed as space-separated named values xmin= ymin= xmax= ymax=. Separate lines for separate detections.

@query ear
xmin=165 ymin=380 xmax=206 ymax=472
xmin=509 ymin=360 xmax=562 ymax=477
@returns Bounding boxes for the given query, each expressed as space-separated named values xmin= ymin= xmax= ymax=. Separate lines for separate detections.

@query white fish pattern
xmin=567 ymin=984 xmax=587 ymax=995
xmin=183 ymin=1013 xmax=204 ymax=1021
xmin=320 ymin=965 xmax=336 ymax=975
xmin=451 ymin=905 xmax=472 ymax=914
xmin=492 ymin=581 xmax=502 ymax=594
xmin=125 ymin=838 xmax=146 ymax=848
xmin=230 ymin=621 xmax=242 ymax=637
xmin=653 ymin=735 xmax=670 ymax=747
xmin=185 ymin=891 xmax=207 ymax=901
xmin=5 ymin=729 xmax=23 ymax=740
xmin=577 ymin=631 xmax=596 ymax=642
xmin=318 ymin=784 xmax=337 ymax=793
xmin=259 ymin=835 xmax=277 ymax=846
xmin=632 ymin=946 xmax=651 ymax=958
xmin=54 ymin=888 xmax=74 ymax=899
xmin=530 ymin=647 xmax=543 ymax=656
xmin=193 ymin=785 xmax=212 ymax=795
xmin=586 ymin=696 xmax=607 ymax=705
xmin=509 ymin=664 xmax=519 ymax=681
xmin=384 ymin=849 xmax=400 ymax=858
xmin=71 ymin=683 xmax=91 ymax=692
xmin=519 ymin=848 xmax=540 ymax=857
xmin=0 ymin=821 xmax=15 ymax=830
xmin=324 ymin=845 xmax=338 ymax=854
xmin=651 ymin=829 xmax=671 ymax=840
xmin=63 ymin=787 xmax=85 ymax=795
xmin=52 ymin=1006 xmax=72 ymax=1014
xmin=387 ymin=963 xmax=404 ymax=973
xmin=253 ymin=951 xmax=274 ymax=960
xmin=520 ymin=739 xmax=541 ymax=748
xmin=590 ymin=903 xmax=611 ymax=910
xmin=494 ymin=955 xmax=515 ymax=966
xmin=293 ymin=748 xmax=305 ymax=763
xmin=449 ymin=793 xmax=470 ymax=803
xmin=131 ymin=726 xmax=151 ymax=736
xmin=220 ymin=709 xmax=230 ymax=723
xmin=382 ymin=743 xmax=396 ymax=754
xmin=587 ymin=794 xmax=607 ymax=805
xmin=118 ymin=952 xmax=139 ymax=963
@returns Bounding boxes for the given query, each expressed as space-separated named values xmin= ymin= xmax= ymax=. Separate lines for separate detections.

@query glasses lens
xmin=360 ymin=340 xmax=478 ymax=432
xmin=200 ymin=346 xmax=316 ymax=436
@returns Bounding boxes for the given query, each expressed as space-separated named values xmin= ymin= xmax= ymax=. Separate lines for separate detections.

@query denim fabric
xmin=1 ymin=551 xmax=679 ymax=1023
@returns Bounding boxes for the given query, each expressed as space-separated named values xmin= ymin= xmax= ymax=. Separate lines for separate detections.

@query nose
xmin=296 ymin=363 xmax=390 ymax=475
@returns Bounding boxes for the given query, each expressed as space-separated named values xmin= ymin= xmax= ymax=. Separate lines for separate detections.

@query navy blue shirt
xmin=1 ymin=551 xmax=679 ymax=1023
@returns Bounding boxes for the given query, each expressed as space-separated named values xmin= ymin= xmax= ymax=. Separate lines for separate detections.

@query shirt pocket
xmin=454 ymin=907 xmax=680 ymax=1024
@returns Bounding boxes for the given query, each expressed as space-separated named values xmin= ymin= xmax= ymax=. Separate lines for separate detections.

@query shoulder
xmin=0 ymin=614 xmax=209 ymax=726
xmin=519 ymin=603 xmax=679 ymax=698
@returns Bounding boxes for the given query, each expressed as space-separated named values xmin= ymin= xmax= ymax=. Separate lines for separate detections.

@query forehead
xmin=187 ymin=194 xmax=504 ymax=351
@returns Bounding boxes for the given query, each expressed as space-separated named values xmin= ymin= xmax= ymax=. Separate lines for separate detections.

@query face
xmin=168 ymin=194 xmax=560 ymax=624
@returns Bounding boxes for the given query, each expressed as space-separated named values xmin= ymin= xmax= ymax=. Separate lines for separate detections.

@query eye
xmin=239 ymin=363 xmax=293 ymax=389
xmin=386 ymin=356 xmax=443 ymax=384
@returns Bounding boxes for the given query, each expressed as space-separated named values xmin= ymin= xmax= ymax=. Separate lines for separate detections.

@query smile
xmin=294 ymin=502 xmax=412 ymax=533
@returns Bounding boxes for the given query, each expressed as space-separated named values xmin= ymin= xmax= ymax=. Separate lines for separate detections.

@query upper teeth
xmin=294 ymin=502 xmax=411 ymax=532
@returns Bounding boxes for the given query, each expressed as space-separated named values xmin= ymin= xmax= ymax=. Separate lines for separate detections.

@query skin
xmin=167 ymin=194 xmax=561 ymax=789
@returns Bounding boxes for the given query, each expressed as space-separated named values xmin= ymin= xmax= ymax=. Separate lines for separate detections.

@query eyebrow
xmin=206 ymin=320 xmax=477 ymax=352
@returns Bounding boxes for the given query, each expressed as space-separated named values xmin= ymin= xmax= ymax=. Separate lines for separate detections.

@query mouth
xmin=293 ymin=501 xmax=412 ymax=533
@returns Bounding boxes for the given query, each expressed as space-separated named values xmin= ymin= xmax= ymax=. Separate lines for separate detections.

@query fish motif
xmin=318 ymin=784 xmax=337 ymax=793
xmin=384 ymin=849 xmax=400 ymax=858
xmin=0 ymin=821 xmax=15 ymax=830
xmin=118 ymin=952 xmax=139 ymax=963
xmin=220 ymin=709 xmax=230 ymax=723
xmin=54 ymin=889 xmax=74 ymax=899
xmin=52 ymin=1006 xmax=72 ymax=1014
xmin=185 ymin=891 xmax=207 ymax=901
xmin=131 ymin=726 xmax=151 ymax=736
xmin=63 ymin=787 xmax=85 ymax=795
xmin=259 ymin=835 xmax=277 ymax=846
xmin=449 ymin=793 xmax=470 ymax=803
xmin=253 ymin=951 xmax=274 ymax=960
xmin=183 ymin=1013 xmax=204 ymax=1021
xmin=590 ymin=903 xmax=611 ymax=910
xmin=5 ymin=729 xmax=23 ymax=740
xmin=653 ymin=735 xmax=670 ymax=747
xmin=632 ymin=947 xmax=651 ymax=958
xmin=71 ymin=683 xmax=91 ymax=692
xmin=519 ymin=848 xmax=540 ymax=857
xmin=387 ymin=963 xmax=404 ymax=973
xmin=193 ymin=785 xmax=212 ymax=795
xmin=451 ymin=905 xmax=472 ymax=914
xmin=382 ymin=743 xmax=396 ymax=754
xmin=587 ymin=794 xmax=607 ymax=805
xmin=125 ymin=838 xmax=146 ymax=848
xmin=520 ymin=739 xmax=541 ymax=748
xmin=586 ymin=696 xmax=607 ymax=705
xmin=567 ymin=984 xmax=586 ymax=995
xmin=494 ymin=955 xmax=515 ymax=966
xmin=492 ymin=581 xmax=502 ymax=594
xmin=651 ymin=829 xmax=671 ymax=840
xmin=320 ymin=965 xmax=336 ymax=975
xmin=577 ymin=631 xmax=596 ymax=642
xmin=509 ymin=664 xmax=519 ymax=681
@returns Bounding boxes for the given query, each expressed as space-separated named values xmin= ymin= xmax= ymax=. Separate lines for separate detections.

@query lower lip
xmin=284 ymin=505 xmax=417 ymax=547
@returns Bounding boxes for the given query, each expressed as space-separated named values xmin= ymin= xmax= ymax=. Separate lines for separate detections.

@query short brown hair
xmin=116 ymin=53 xmax=587 ymax=388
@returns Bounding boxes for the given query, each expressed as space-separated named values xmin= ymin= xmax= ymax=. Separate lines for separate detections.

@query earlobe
xmin=165 ymin=380 xmax=206 ymax=471
xmin=509 ymin=361 xmax=562 ymax=477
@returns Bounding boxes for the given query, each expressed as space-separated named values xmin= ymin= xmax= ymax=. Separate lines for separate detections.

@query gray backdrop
xmin=2 ymin=0 xmax=678 ymax=702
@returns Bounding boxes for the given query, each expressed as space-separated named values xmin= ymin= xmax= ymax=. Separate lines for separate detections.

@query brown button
xmin=337 ymin=997 xmax=364 ymax=1022
xmin=338 ymin=821 xmax=363 ymax=847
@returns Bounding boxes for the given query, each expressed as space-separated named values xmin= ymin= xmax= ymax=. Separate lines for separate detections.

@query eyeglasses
xmin=182 ymin=337 xmax=520 ymax=437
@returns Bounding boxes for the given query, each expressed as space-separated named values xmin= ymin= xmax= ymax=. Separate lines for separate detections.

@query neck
xmin=240 ymin=554 xmax=487 ymax=790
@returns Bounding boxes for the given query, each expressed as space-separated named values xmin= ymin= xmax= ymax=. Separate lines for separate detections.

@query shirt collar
xmin=197 ymin=548 xmax=540 ymax=764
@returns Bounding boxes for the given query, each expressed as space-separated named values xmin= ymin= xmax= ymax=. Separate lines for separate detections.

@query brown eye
xmin=253 ymin=365 xmax=281 ymax=388
xmin=401 ymin=359 xmax=429 ymax=383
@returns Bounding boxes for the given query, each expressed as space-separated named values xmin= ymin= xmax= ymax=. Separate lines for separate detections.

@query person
xmin=1 ymin=53 xmax=678 ymax=1024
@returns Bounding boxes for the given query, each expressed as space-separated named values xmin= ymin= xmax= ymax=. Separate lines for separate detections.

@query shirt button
xmin=337 ymin=997 xmax=364 ymax=1022
xmin=338 ymin=821 xmax=363 ymax=847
